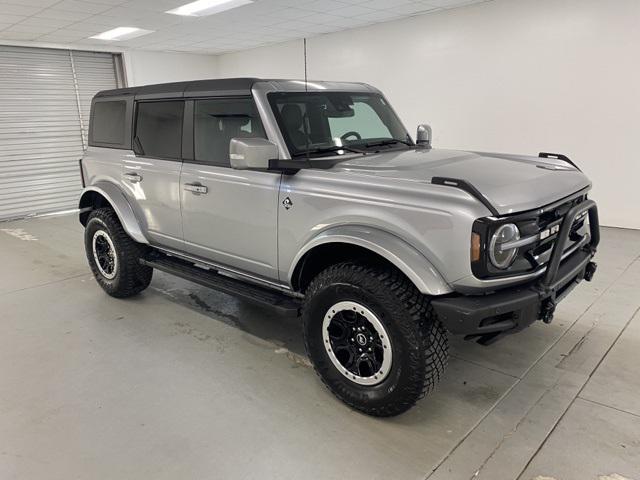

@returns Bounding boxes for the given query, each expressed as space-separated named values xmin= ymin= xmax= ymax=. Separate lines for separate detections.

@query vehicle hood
xmin=331 ymin=148 xmax=591 ymax=215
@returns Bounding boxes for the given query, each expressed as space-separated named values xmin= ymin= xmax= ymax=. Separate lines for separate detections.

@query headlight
xmin=489 ymin=223 xmax=520 ymax=269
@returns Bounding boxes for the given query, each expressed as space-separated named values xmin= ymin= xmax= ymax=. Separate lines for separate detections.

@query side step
xmin=140 ymin=254 xmax=302 ymax=316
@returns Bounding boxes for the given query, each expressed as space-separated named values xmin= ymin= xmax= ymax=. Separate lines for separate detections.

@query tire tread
xmin=85 ymin=208 xmax=152 ymax=298
xmin=303 ymin=262 xmax=448 ymax=417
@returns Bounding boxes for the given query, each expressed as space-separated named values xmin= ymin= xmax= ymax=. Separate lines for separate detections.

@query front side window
xmin=268 ymin=92 xmax=412 ymax=158
xmin=194 ymin=97 xmax=266 ymax=166
xmin=135 ymin=101 xmax=184 ymax=159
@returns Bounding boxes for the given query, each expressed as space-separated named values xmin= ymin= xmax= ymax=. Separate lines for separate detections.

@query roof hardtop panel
xmin=94 ymin=78 xmax=262 ymax=101
xmin=93 ymin=78 xmax=375 ymax=101
xmin=94 ymin=86 xmax=138 ymax=98
xmin=134 ymin=81 xmax=188 ymax=100
xmin=261 ymin=79 xmax=377 ymax=93
xmin=184 ymin=77 xmax=260 ymax=98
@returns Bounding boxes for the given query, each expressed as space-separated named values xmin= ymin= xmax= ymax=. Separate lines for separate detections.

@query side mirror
xmin=416 ymin=124 xmax=432 ymax=148
xmin=229 ymin=137 xmax=279 ymax=170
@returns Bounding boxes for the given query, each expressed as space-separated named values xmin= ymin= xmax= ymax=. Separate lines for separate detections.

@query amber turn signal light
xmin=471 ymin=232 xmax=481 ymax=262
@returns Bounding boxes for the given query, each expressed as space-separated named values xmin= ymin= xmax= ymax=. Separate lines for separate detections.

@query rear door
xmin=179 ymin=97 xmax=280 ymax=282
xmin=120 ymin=100 xmax=184 ymax=250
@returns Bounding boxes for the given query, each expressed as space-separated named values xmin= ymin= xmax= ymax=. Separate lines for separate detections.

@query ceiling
xmin=0 ymin=0 xmax=490 ymax=55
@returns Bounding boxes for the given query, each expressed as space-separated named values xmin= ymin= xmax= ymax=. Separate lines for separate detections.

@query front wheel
xmin=84 ymin=208 xmax=152 ymax=298
xmin=303 ymin=263 xmax=449 ymax=417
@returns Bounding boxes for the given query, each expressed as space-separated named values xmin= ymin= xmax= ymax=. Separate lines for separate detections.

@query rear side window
xmin=194 ymin=98 xmax=265 ymax=166
xmin=135 ymin=101 xmax=184 ymax=159
xmin=92 ymin=101 xmax=126 ymax=145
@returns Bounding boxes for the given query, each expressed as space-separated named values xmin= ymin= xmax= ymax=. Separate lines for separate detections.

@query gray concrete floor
xmin=0 ymin=214 xmax=638 ymax=480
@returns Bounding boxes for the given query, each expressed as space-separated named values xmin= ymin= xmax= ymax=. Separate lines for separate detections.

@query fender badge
xmin=282 ymin=197 xmax=293 ymax=210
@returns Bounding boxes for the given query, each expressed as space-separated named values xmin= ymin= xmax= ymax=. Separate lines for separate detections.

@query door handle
xmin=184 ymin=183 xmax=208 ymax=194
xmin=123 ymin=172 xmax=142 ymax=183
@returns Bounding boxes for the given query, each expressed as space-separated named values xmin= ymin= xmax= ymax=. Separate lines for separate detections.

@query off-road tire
xmin=303 ymin=262 xmax=448 ymax=417
xmin=84 ymin=208 xmax=152 ymax=298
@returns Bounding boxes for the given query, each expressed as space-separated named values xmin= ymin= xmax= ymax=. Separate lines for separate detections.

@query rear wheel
xmin=303 ymin=262 xmax=448 ymax=417
xmin=84 ymin=208 xmax=152 ymax=298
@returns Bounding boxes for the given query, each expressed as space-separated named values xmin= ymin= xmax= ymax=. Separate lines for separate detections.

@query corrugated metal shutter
xmin=70 ymin=50 xmax=119 ymax=148
xmin=0 ymin=45 xmax=121 ymax=220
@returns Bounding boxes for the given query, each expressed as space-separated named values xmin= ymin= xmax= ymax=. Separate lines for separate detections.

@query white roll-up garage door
xmin=0 ymin=45 xmax=123 ymax=220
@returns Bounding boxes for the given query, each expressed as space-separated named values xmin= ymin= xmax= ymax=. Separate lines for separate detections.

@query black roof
xmin=94 ymin=77 xmax=262 ymax=100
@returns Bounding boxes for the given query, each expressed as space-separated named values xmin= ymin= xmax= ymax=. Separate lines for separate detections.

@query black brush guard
xmin=432 ymin=199 xmax=599 ymax=345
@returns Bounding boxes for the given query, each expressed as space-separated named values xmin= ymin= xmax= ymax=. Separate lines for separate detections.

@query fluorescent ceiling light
xmin=90 ymin=27 xmax=154 ymax=41
xmin=166 ymin=0 xmax=253 ymax=17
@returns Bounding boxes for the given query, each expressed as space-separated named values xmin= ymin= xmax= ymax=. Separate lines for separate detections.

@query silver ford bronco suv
xmin=79 ymin=78 xmax=599 ymax=416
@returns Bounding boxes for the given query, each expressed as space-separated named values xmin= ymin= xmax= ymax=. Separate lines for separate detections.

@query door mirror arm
xmin=267 ymin=159 xmax=300 ymax=174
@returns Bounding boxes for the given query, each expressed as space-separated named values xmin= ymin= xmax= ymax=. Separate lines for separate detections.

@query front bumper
xmin=432 ymin=199 xmax=599 ymax=345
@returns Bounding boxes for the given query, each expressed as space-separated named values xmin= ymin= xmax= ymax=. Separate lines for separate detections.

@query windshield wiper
xmin=365 ymin=138 xmax=413 ymax=148
xmin=292 ymin=145 xmax=368 ymax=158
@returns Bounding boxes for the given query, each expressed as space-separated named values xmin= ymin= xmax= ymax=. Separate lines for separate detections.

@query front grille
xmin=519 ymin=196 xmax=588 ymax=270
xmin=471 ymin=191 xmax=589 ymax=279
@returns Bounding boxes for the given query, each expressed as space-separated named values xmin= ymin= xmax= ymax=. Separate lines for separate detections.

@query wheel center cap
xmin=355 ymin=333 xmax=367 ymax=346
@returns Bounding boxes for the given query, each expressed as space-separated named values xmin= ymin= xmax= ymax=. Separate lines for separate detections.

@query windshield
xmin=268 ymin=92 xmax=412 ymax=158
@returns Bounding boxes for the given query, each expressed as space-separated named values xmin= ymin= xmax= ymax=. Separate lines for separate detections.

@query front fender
xmin=289 ymin=225 xmax=452 ymax=296
xmin=78 ymin=182 xmax=148 ymax=244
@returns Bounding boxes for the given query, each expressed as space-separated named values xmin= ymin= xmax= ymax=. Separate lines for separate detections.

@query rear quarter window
xmin=91 ymin=101 xmax=126 ymax=145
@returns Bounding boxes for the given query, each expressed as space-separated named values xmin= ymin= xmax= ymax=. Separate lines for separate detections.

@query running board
xmin=140 ymin=254 xmax=301 ymax=316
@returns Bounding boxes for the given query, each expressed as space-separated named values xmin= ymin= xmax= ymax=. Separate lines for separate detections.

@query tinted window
xmin=268 ymin=92 xmax=410 ymax=158
xmin=92 ymin=101 xmax=126 ymax=145
xmin=327 ymin=102 xmax=391 ymax=139
xmin=135 ymin=101 xmax=184 ymax=159
xmin=194 ymin=98 xmax=265 ymax=166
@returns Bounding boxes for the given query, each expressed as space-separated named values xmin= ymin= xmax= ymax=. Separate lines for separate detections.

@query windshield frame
xmin=267 ymin=91 xmax=414 ymax=159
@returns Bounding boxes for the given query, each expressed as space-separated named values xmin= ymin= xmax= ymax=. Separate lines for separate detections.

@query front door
xmin=180 ymin=97 xmax=280 ymax=282
xmin=121 ymin=100 xmax=184 ymax=251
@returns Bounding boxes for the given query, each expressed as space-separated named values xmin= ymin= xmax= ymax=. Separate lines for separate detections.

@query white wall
xmin=217 ymin=0 xmax=639 ymax=229
xmin=124 ymin=50 xmax=219 ymax=86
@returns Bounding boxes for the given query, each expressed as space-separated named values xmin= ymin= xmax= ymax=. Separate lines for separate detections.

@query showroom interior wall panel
xmin=216 ymin=0 xmax=640 ymax=229
xmin=0 ymin=45 xmax=120 ymax=220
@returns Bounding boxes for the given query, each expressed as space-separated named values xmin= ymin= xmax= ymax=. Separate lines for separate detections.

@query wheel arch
xmin=289 ymin=225 xmax=451 ymax=296
xmin=78 ymin=183 xmax=148 ymax=244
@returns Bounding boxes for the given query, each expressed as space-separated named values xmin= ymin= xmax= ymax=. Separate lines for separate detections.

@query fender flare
xmin=288 ymin=225 xmax=452 ymax=296
xmin=78 ymin=182 xmax=148 ymax=244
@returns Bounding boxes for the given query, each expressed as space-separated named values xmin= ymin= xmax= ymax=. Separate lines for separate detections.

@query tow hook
xmin=541 ymin=300 xmax=556 ymax=324
xmin=584 ymin=261 xmax=597 ymax=282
